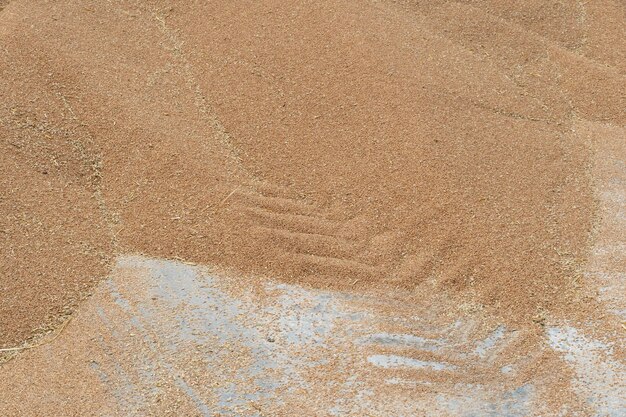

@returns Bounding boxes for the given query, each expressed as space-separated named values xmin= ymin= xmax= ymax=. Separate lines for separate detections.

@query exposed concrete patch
xmin=3 ymin=232 xmax=625 ymax=416
xmin=547 ymin=326 xmax=626 ymax=417
xmin=1 ymin=254 xmax=549 ymax=415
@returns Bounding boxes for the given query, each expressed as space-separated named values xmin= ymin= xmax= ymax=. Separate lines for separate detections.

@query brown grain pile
xmin=1 ymin=0 xmax=624 ymax=348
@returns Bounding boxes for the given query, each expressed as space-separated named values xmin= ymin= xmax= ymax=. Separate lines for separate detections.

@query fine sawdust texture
xmin=1 ymin=0 xmax=624 ymax=349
